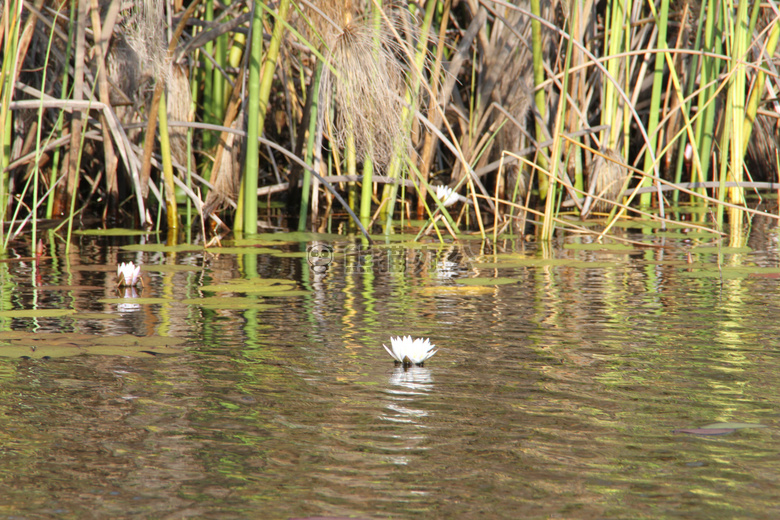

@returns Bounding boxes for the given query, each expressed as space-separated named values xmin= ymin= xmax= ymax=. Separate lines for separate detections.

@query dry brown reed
xmin=582 ymin=148 xmax=629 ymax=218
xmin=315 ymin=1 xmax=411 ymax=168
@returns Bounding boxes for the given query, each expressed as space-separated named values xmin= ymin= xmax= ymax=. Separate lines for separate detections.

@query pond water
xmin=1 ymin=220 xmax=780 ymax=519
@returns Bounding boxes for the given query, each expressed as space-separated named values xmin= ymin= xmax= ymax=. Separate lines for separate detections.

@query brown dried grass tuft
xmin=123 ymin=0 xmax=169 ymax=85
xmin=316 ymin=3 xmax=412 ymax=167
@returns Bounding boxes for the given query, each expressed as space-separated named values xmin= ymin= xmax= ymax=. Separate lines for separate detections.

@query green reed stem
xmin=202 ymin=0 xmax=216 ymax=151
xmin=727 ymin=0 xmax=750 ymax=202
xmin=715 ymin=0 xmax=750 ymax=226
xmin=33 ymin=5 xmax=61 ymax=248
xmin=214 ymin=1 xmax=228 ymax=122
xmin=674 ymin=1 xmax=708 ymax=202
xmin=299 ymin=61 xmax=323 ymax=232
xmin=743 ymin=18 xmax=779 ymax=155
xmin=540 ymin=16 xmax=574 ymax=241
xmin=0 ymin=1 xmax=23 ymax=240
xmin=602 ymin=0 xmax=628 ymax=152
xmin=696 ymin=0 xmax=721 ymax=188
xmin=241 ymin=0 xmax=290 ymax=234
xmin=641 ymin=0 xmax=669 ymax=207
xmin=360 ymin=156 xmax=373 ymax=230
xmin=346 ymin=128 xmax=358 ymax=231
xmin=239 ymin=0 xmax=264 ymax=234
xmin=158 ymin=90 xmax=179 ymax=234
xmin=47 ymin=0 xmax=75 ymax=219
xmin=530 ymin=0 xmax=548 ymax=199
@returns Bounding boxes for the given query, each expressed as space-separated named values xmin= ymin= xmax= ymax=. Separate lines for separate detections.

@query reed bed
xmin=2 ymin=0 xmax=780 ymax=249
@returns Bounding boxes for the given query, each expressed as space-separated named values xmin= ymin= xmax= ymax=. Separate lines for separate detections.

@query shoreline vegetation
xmin=2 ymin=0 xmax=780 ymax=250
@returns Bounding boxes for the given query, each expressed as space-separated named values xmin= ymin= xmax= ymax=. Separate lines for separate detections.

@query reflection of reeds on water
xmin=316 ymin=2 xmax=410 ymax=167
xmin=582 ymin=148 xmax=629 ymax=219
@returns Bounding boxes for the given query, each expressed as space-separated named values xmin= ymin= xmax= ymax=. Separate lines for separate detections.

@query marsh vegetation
xmin=2 ymin=0 xmax=780 ymax=248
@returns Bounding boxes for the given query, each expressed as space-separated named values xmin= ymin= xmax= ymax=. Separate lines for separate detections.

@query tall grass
xmin=2 ymin=0 xmax=780 ymax=251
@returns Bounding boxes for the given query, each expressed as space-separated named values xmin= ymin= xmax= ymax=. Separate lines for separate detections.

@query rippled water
xmin=2 ymin=223 xmax=780 ymax=519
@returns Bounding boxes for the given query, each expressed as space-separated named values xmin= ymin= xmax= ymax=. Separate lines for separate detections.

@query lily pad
xmin=202 ymin=247 xmax=281 ymax=255
xmin=263 ymin=290 xmax=310 ymax=297
xmin=691 ymin=246 xmax=752 ymax=254
xmin=654 ymin=230 xmax=719 ymax=239
xmin=678 ymin=268 xmax=749 ymax=280
xmin=564 ymin=242 xmax=637 ymax=251
xmin=673 ymin=422 xmax=767 ymax=436
xmin=223 ymin=238 xmax=287 ymax=247
xmin=0 ymin=332 xmax=186 ymax=358
xmin=418 ymin=285 xmax=495 ymax=296
xmin=674 ymin=428 xmax=735 ymax=436
xmin=374 ymin=240 xmax=443 ymax=250
xmin=121 ymin=243 xmax=202 ymax=253
xmin=181 ymin=296 xmax=282 ymax=310
xmin=371 ymin=234 xmax=428 ymax=243
xmin=201 ymin=282 xmax=298 ymax=294
xmin=609 ymin=219 xmax=691 ymax=229
xmin=252 ymin=231 xmax=341 ymax=242
xmin=98 ymin=297 xmax=171 ymax=305
xmin=478 ymin=257 xmax=569 ymax=268
xmin=269 ymin=251 xmax=309 ymax=258
xmin=217 ymin=277 xmax=295 ymax=286
xmin=459 ymin=277 xmax=517 ymax=286
xmin=700 ymin=422 xmax=767 ymax=430
xmin=73 ymin=229 xmax=158 ymax=236
xmin=0 ymin=309 xmax=76 ymax=319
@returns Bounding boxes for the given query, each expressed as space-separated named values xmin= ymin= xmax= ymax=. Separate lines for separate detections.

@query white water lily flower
xmin=435 ymin=185 xmax=460 ymax=207
xmin=117 ymin=261 xmax=142 ymax=287
xmin=383 ymin=336 xmax=437 ymax=366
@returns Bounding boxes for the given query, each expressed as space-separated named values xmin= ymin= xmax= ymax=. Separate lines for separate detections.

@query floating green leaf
xmin=73 ymin=229 xmax=159 ymax=236
xmin=0 ymin=332 xmax=186 ymax=358
xmin=252 ymin=231 xmax=341 ymax=242
xmin=181 ymin=296 xmax=282 ymax=310
xmin=202 ymin=247 xmax=281 ymax=255
xmin=0 ymin=309 xmax=76 ymax=318
xmin=692 ymin=246 xmax=752 ymax=254
xmin=564 ymin=242 xmax=637 ymax=251
xmin=270 ymin=251 xmax=309 ymax=258
xmin=121 ymin=244 xmax=202 ymax=253
xmin=459 ymin=277 xmax=517 ymax=286
xmin=98 ymin=297 xmax=171 ymax=305
xmin=201 ymin=282 xmax=297 ymax=294
xmin=418 ymin=285 xmax=495 ymax=296
xmin=701 ymin=422 xmax=767 ymax=430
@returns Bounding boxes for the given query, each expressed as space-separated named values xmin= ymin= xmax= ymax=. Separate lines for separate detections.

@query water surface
xmin=1 ymin=225 xmax=779 ymax=519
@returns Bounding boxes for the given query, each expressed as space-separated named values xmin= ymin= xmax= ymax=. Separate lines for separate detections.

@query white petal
xmin=385 ymin=336 xmax=437 ymax=365
xmin=383 ymin=343 xmax=402 ymax=363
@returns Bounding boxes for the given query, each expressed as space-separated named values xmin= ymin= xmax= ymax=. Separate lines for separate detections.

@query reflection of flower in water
xmin=384 ymin=365 xmax=433 ymax=423
xmin=435 ymin=259 xmax=460 ymax=280
xmin=380 ymin=366 xmax=435 ymax=465
xmin=389 ymin=365 xmax=434 ymax=392
xmin=117 ymin=286 xmax=141 ymax=313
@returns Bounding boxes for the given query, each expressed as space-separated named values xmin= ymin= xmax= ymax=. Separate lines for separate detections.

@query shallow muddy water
xmin=2 ymin=221 xmax=780 ymax=519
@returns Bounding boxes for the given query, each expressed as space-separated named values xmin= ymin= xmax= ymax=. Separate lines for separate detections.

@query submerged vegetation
xmin=2 ymin=0 xmax=780 ymax=249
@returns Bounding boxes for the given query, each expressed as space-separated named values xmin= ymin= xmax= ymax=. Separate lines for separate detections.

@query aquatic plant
xmin=117 ymin=261 xmax=142 ymax=288
xmin=2 ymin=0 xmax=780 ymax=251
xmin=383 ymin=335 xmax=437 ymax=366
xmin=435 ymin=185 xmax=459 ymax=208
